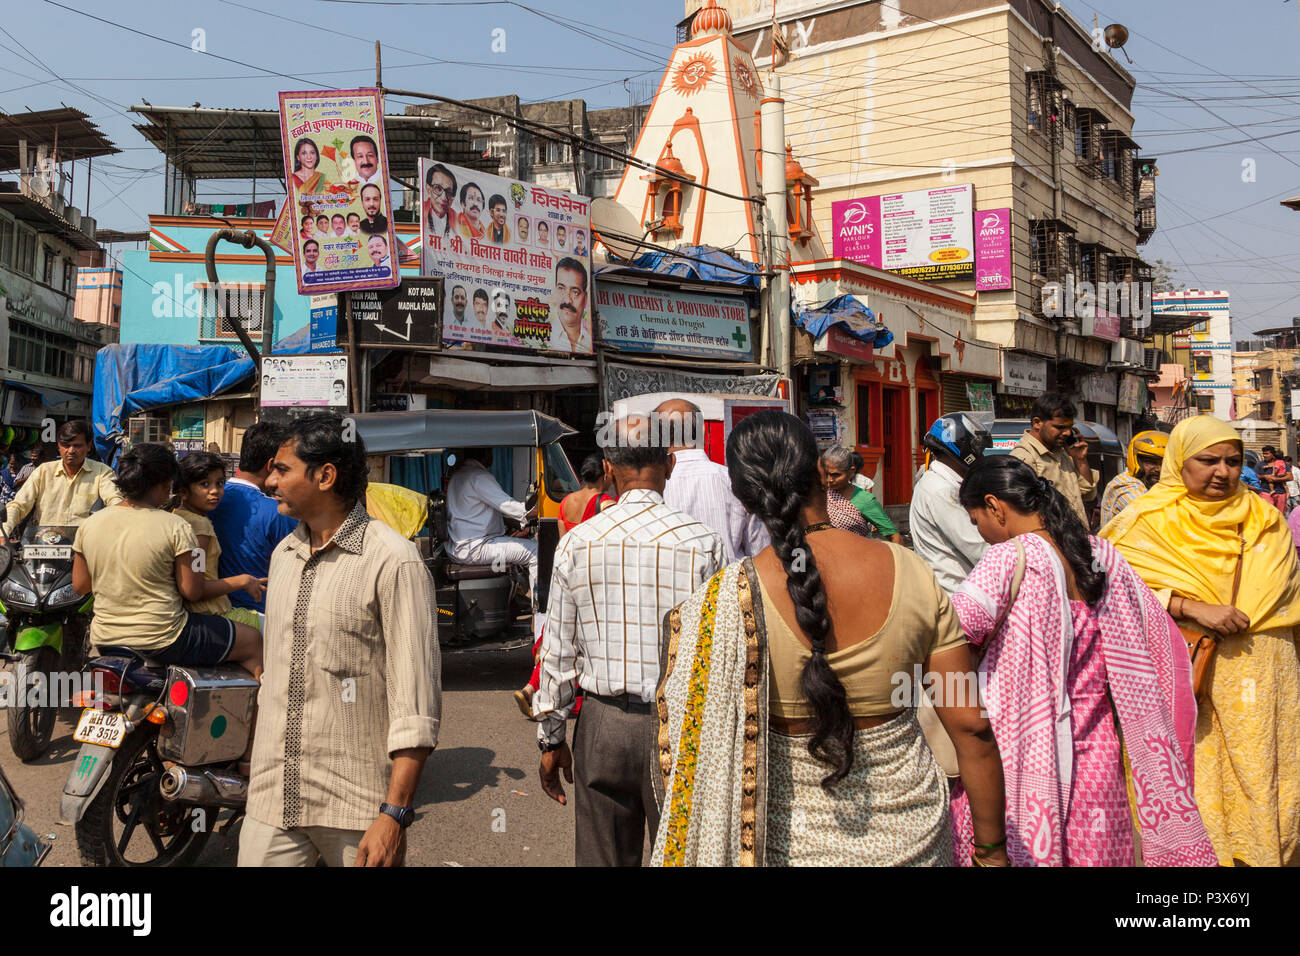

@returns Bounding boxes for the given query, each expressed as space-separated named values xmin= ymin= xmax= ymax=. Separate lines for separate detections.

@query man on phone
xmin=1010 ymin=393 xmax=1096 ymax=526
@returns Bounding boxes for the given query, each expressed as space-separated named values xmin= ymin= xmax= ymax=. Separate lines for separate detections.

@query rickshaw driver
xmin=445 ymin=448 xmax=539 ymax=607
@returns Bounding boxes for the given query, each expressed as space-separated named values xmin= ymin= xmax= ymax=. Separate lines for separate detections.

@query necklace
xmin=803 ymin=521 xmax=834 ymax=534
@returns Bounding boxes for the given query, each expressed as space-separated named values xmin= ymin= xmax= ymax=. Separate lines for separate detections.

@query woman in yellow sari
xmin=1101 ymin=416 xmax=1300 ymax=866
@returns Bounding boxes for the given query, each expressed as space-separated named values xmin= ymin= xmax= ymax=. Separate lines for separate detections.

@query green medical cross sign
xmin=731 ymin=326 xmax=748 ymax=350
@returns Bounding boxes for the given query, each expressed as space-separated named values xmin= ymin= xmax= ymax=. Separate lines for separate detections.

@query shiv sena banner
xmin=420 ymin=158 xmax=593 ymax=355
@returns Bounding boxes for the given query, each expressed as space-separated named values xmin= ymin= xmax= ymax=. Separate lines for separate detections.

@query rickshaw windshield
xmin=543 ymin=444 xmax=579 ymax=501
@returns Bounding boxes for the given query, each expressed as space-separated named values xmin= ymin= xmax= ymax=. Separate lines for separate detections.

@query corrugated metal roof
xmin=130 ymin=105 xmax=499 ymax=183
xmin=0 ymin=107 xmax=120 ymax=171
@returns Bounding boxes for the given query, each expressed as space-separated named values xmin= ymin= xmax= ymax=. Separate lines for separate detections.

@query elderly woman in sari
xmin=954 ymin=456 xmax=1217 ymax=866
xmin=652 ymin=411 xmax=1008 ymax=866
xmin=1101 ymin=416 xmax=1300 ymax=866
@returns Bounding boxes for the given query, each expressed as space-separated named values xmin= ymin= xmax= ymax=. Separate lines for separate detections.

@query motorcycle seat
xmin=441 ymin=562 xmax=509 ymax=582
xmin=91 ymin=647 xmax=168 ymax=694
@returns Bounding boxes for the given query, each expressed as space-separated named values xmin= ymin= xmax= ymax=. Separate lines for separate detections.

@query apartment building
xmin=687 ymin=0 xmax=1158 ymax=438
xmin=1153 ymin=290 xmax=1234 ymax=420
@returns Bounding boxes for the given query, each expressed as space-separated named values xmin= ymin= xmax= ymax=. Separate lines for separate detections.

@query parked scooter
xmin=60 ymin=650 xmax=257 ymax=866
xmin=1 ymin=525 xmax=94 ymax=761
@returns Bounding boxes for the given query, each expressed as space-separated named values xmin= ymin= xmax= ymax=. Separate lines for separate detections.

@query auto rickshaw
xmin=348 ymin=409 xmax=579 ymax=650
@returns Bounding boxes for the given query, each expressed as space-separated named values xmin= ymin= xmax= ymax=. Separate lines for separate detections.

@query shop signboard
xmin=3 ymin=389 xmax=44 ymax=427
xmin=965 ymin=381 xmax=995 ymax=412
xmin=420 ymin=158 xmax=593 ymax=355
xmin=813 ymin=324 xmax=874 ymax=363
xmin=1080 ymin=372 xmax=1118 ymax=406
xmin=973 ymin=208 xmax=1012 ymax=291
xmin=1001 ymin=353 xmax=1047 ymax=397
xmin=170 ymin=406 xmax=204 ymax=440
xmin=350 ymin=278 xmax=444 ymax=349
xmin=1082 ymin=307 xmax=1121 ymax=343
xmin=259 ymin=355 xmax=349 ymax=408
xmin=1118 ymin=373 xmax=1145 ymax=414
xmin=278 ymin=88 xmax=400 ymax=295
xmin=831 ymin=184 xmax=975 ymax=282
xmin=597 ymin=284 xmax=752 ymax=360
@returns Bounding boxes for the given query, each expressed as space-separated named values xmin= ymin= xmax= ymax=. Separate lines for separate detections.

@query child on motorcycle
xmin=172 ymin=451 xmax=266 ymax=633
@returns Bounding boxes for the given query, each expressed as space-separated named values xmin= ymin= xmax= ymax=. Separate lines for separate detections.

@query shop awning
xmin=599 ymin=244 xmax=761 ymax=289
xmin=348 ymin=409 xmax=576 ymax=454
xmin=792 ymin=294 xmax=894 ymax=348
xmin=4 ymin=380 xmax=82 ymax=408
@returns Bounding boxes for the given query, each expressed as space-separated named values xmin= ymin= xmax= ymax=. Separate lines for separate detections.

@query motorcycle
xmin=1 ymin=525 xmax=94 ymax=761
xmin=60 ymin=650 xmax=258 ymax=866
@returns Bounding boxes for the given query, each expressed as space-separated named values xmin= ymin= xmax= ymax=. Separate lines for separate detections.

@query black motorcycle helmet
xmin=921 ymin=413 xmax=991 ymax=469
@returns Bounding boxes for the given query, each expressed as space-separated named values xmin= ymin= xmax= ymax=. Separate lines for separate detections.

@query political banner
xmin=259 ymin=355 xmax=349 ymax=408
xmin=278 ymin=88 xmax=400 ymax=295
xmin=420 ymin=158 xmax=593 ymax=355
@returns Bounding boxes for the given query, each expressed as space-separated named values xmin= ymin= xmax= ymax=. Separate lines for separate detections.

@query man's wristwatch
xmin=538 ymin=737 xmax=564 ymax=754
xmin=379 ymin=802 xmax=415 ymax=828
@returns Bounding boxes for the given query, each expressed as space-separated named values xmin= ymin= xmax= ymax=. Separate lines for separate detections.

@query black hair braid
xmin=1031 ymin=478 xmax=1105 ymax=606
xmin=726 ymin=410 xmax=856 ymax=787
xmin=960 ymin=457 xmax=1107 ymax=607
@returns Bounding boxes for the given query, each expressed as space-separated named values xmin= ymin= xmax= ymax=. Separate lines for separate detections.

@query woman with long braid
xmin=952 ymin=455 xmax=1217 ymax=866
xmin=652 ymin=411 xmax=1006 ymax=866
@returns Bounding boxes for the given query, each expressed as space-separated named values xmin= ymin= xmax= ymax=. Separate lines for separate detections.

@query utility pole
xmin=760 ymin=75 xmax=790 ymax=381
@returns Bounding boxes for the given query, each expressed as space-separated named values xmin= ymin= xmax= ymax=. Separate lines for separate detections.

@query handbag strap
xmin=1229 ymin=523 xmax=1244 ymax=605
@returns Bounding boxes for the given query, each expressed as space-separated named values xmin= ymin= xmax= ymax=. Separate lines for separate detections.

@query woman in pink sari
xmin=949 ymin=455 xmax=1217 ymax=866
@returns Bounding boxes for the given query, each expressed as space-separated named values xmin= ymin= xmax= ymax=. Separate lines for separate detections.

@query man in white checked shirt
xmin=533 ymin=414 xmax=724 ymax=866
xmin=655 ymin=398 xmax=770 ymax=562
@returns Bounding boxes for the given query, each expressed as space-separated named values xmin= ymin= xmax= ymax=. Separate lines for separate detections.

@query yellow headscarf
xmin=1100 ymin=416 xmax=1300 ymax=632
xmin=1126 ymin=430 xmax=1168 ymax=477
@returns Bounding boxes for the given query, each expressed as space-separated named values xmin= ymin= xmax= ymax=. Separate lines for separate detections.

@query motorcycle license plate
xmin=23 ymin=545 xmax=72 ymax=560
xmin=73 ymin=708 xmax=127 ymax=749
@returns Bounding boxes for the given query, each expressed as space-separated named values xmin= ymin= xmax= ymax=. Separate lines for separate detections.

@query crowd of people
xmin=533 ymin=394 xmax=1298 ymax=868
xmin=14 ymin=394 xmax=1299 ymax=867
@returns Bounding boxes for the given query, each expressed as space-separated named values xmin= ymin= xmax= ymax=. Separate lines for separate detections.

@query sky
xmin=3 ymin=0 xmax=1299 ymax=336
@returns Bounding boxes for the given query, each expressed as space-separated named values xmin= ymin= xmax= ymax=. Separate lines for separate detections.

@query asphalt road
xmin=0 ymin=646 xmax=578 ymax=867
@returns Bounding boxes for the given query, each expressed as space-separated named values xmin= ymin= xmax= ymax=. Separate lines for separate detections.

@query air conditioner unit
xmin=127 ymin=415 xmax=169 ymax=446
xmin=1143 ymin=348 xmax=1162 ymax=371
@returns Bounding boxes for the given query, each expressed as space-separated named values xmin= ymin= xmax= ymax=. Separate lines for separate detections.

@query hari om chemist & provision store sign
xmin=596 ymin=283 xmax=754 ymax=361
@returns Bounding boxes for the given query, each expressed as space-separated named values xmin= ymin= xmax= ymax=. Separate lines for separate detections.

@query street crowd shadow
xmin=418 ymin=746 xmax=526 ymax=806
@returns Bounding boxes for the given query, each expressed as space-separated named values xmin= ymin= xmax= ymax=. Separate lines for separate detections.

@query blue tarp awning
xmin=92 ymin=344 xmax=255 ymax=464
xmin=598 ymin=244 xmax=761 ymax=289
xmin=792 ymin=294 xmax=894 ymax=349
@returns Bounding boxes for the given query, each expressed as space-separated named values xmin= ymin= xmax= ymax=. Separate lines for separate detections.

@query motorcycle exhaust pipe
xmin=158 ymin=766 xmax=248 ymax=809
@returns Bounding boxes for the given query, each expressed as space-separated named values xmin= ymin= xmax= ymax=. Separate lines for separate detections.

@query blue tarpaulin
xmin=600 ymin=244 xmax=761 ymax=288
xmin=92 ymin=344 xmax=255 ymax=464
xmin=792 ymin=294 xmax=894 ymax=349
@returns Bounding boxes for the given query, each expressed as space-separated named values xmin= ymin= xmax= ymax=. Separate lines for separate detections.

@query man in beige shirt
xmin=3 ymin=421 xmax=122 ymax=536
xmin=239 ymin=414 xmax=441 ymax=868
xmin=1009 ymin=393 xmax=1096 ymax=526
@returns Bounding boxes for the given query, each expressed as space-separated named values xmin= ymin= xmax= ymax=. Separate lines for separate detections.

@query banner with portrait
xmin=278 ymin=88 xmax=400 ymax=295
xmin=419 ymin=158 xmax=593 ymax=355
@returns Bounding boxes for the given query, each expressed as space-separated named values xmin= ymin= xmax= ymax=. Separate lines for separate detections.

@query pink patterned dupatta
xmin=953 ymin=533 xmax=1217 ymax=866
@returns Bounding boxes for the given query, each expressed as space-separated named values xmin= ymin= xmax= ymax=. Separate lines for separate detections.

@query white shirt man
xmin=663 ymin=447 xmax=769 ymax=563
xmin=444 ymin=454 xmax=537 ymax=601
xmin=909 ymin=458 xmax=988 ymax=595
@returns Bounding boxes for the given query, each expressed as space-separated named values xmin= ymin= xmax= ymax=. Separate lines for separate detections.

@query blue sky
xmin=3 ymin=0 xmax=1298 ymax=334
